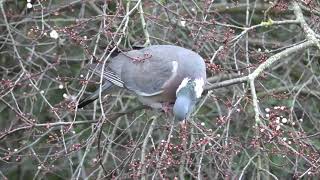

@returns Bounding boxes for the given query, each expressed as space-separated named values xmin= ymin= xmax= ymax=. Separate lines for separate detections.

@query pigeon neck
xmin=176 ymin=78 xmax=204 ymax=99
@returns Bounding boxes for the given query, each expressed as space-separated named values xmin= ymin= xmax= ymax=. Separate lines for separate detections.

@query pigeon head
xmin=173 ymin=78 xmax=205 ymax=121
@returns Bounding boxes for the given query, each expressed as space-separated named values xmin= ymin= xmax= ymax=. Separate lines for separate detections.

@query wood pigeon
xmin=78 ymin=45 xmax=207 ymax=121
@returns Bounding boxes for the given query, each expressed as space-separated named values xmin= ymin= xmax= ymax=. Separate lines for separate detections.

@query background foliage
xmin=1 ymin=0 xmax=320 ymax=179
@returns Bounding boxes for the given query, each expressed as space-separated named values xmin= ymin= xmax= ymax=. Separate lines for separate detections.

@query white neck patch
xmin=176 ymin=78 xmax=190 ymax=94
xmin=194 ymin=78 xmax=205 ymax=98
xmin=176 ymin=78 xmax=205 ymax=98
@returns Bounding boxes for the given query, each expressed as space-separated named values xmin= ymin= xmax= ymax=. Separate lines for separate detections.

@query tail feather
xmin=78 ymin=81 xmax=114 ymax=108
xmin=88 ymin=65 xmax=124 ymax=88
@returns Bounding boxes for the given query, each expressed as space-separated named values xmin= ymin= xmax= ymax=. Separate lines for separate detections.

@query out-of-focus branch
xmin=205 ymin=40 xmax=316 ymax=91
xmin=138 ymin=2 xmax=150 ymax=46
xmin=249 ymin=78 xmax=261 ymax=124
xmin=248 ymin=41 xmax=314 ymax=80
xmin=0 ymin=105 xmax=146 ymax=140
xmin=292 ymin=1 xmax=320 ymax=50
xmin=208 ymin=2 xmax=320 ymax=16
xmin=139 ymin=117 xmax=157 ymax=180
xmin=205 ymin=75 xmax=248 ymax=90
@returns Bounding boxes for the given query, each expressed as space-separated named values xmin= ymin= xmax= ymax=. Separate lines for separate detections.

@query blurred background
xmin=1 ymin=0 xmax=320 ymax=179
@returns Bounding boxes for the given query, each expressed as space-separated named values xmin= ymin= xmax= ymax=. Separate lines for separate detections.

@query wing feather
xmin=109 ymin=48 xmax=178 ymax=96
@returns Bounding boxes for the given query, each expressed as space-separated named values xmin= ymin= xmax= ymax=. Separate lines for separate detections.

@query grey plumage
xmin=78 ymin=45 xmax=206 ymax=120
